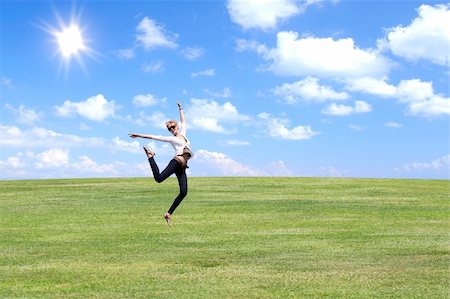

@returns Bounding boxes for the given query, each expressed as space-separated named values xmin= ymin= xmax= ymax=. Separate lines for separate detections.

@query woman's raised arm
xmin=177 ymin=101 xmax=185 ymax=126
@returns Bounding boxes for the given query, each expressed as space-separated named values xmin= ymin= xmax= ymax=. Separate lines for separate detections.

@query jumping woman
xmin=129 ymin=101 xmax=192 ymax=226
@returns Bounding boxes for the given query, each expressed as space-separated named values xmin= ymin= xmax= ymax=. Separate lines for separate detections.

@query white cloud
xmin=204 ymin=87 xmax=231 ymax=99
xmin=227 ymin=0 xmax=335 ymax=31
xmin=235 ymin=38 xmax=270 ymax=55
xmin=192 ymin=149 xmax=294 ymax=176
xmin=134 ymin=111 xmax=168 ymax=127
xmin=345 ymin=77 xmax=397 ymax=97
xmin=191 ymin=68 xmax=215 ymax=77
xmin=263 ymin=160 xmax=293 ymax=176
xmin=348 ymin=124 xmax=363 ymax=132
xmin=132 ymin=93 xmax=166 ymax=107
xmin=193 ymin=149 xmax=262 ymax=176
xmin=79 ymin=123 xmax=91 ymax=131
xmin=396 ymin=79 xmax=434 ymax=103
xmin=141 ymin=61 xmax=164 ymax=73
xmin=0 ymin=125 xmax=104 ymax=148
xmin=5 ymin=104 xmax=42 ymax=125
xmin=181 ymin=46 xmax=204 ymax=60
xmin=396 ymin=79 xmax=450 ymax=117
xmin=227 ymin=0 xmax=300 ymax=31
xmin=17 ymin=105 xmax=41 ymax=125
xmin=317 ymin=166 xmax=343 ymax=177
xmin=0 ymin=125 xmax=23 ymax=146
xmin=55 ymin=94 xmax=116 ymax=122
xmin=239 ymin=31 xmax=392 ymax=79
xmin=344 ymin=77 xmax=449 ymax=117
xmin=116 ymin=48 xmax=135 ymax=60
xmin=258 ymin=112 xmax=319 ymax=140
xmin=396 ymin=155 xmax=450 ymax=172
xmin=136 ymin=17 xmax=178 ymax=50
xmin=0 ymin=152 xmax=29 ymax=179
xmin=0 ymin=150 xmax=148 ymax=179
xmin=188 ymin=99 xmax=250 ymax=133
xmin=383 ymin=4 xmax=450 ymax=66
xmin=407 ymin=96 xmax=450 ymax=117
xmin=0 ymin=152 xmax=26 ymax=169
xmin=226 ymin=139 xmax=250 ymax=146
xmin=112 ymin=137 xmax=141 ymax=153
xmin=35 ymin=148 xmax=70 ymax=169
xmin=321 ymin=100 xmax=372 ymax=116
xmin=1 ymin=76 xmax=15 ymax=88
xmin=322 ymin=103 xmax=353 ymax=116
xmin=384 ymin=121 xmax=402 ymax=128
xmin=72 ymin=156 xmax=117 ymax=174
xmin=0 ymin=148 xmax=295 ymax=178
xmin=193 ymin=118 xmax=228 ymax=133
xmin=273 ymin=77 xmax=349 ymax=104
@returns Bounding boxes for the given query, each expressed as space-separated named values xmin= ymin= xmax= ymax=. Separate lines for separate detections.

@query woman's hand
xmin=129 ymin=133 xmax=140 ymax=138
xmin=177 ymin=101 xmax=185 ymax=124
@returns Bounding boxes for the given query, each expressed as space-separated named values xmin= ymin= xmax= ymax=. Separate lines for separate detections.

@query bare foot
xmin=163 ymin=213 xmax=172 ymax=227
xmin=143 ymin=146 xmax=155 ymax=158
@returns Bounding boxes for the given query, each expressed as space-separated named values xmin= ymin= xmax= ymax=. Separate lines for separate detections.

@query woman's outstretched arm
xmin=129 ymin=133 xmax=171 ymax=142
xmin=129 ymin=133 xmax=153 ymax=139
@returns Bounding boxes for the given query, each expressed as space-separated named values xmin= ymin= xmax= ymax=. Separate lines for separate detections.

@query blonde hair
xmin=165 ymin=120 xmax=178 ymax=127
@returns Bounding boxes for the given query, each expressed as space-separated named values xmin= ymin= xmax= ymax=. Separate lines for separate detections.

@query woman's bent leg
xmin=148 ymin=158 xmax=178 ymax=183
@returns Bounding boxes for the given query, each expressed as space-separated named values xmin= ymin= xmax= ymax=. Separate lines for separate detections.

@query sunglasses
xmin=167 ymin=125 xmax=176 ymax=131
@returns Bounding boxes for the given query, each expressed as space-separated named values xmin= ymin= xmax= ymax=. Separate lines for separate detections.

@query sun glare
xmin=56 ymin=24 xmax=85 ymax=57
xmin=36 ymin=5 xmax=100 ymax=78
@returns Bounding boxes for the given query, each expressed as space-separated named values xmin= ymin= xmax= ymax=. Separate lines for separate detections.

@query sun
xmin=37 ymin=6 xmax=99 ymax=78
xmin=56 ymin=24 xmax=85 ymax=58
xmin=50 ymin=20 xmax=94 ymax=77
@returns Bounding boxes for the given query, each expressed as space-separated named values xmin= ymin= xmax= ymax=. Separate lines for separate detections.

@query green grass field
xmin=0 ymin=177 xmax=448 ymax=298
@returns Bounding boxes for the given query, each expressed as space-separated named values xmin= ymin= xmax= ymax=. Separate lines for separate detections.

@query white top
xmin=151 ymin=123 xmax=191 ymax=156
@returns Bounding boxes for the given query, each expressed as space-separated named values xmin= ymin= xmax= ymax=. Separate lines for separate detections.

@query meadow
xmin=0 ymin=177 xmax=448 ymax=298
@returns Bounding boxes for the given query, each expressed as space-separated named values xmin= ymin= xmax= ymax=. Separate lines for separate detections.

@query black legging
xmin=148 ymin=157 xmax=187 ymax=214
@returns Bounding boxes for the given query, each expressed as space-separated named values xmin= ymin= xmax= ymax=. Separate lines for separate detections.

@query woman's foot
xmin=143 ymin=146 xmax=155 ymax=158
xmin=163 ymin=212 xmax=172 ymax=227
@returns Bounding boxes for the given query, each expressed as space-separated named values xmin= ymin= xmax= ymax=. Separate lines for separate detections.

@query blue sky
xmin=0 ymin=0 xmax=449 ymax=180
